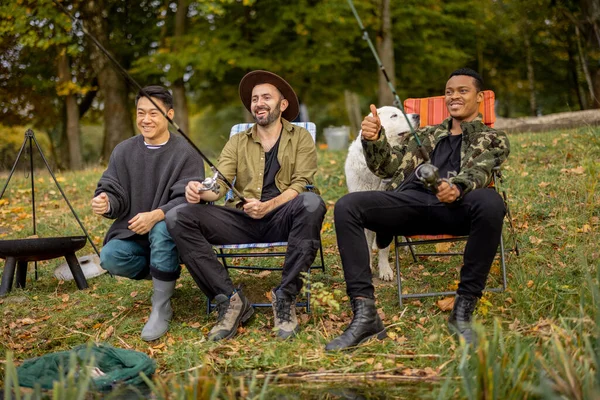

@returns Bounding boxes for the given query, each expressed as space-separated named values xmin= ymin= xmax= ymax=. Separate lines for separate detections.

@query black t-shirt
xmin=260 ymin=135 xmax=282 ymax=202
xmin=400 ymin=133 xmax=462 ymax=193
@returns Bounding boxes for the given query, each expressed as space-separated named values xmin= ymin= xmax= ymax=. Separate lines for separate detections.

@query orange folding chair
xmin=392 ymin=92 xmax=516 ymax=306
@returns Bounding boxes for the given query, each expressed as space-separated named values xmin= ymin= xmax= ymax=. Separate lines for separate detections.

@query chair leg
xmin=318 ymin=239 xmax=326 ymax=272
xmin=499 ymin=235 xmax=508 ymax=292
xmin=0 ymin=257 xmax=17 ymax=296
xmin=406 ymin=237 xmax=418 ymax=262
xmin=206 ymin=295 xmax=212 ymax=315
xmin=394 ymin=237 xmax=404 ymax=307
xmin=304 ymin=268 xmax=311 ymax=314
xmin=16 ymin=261 xmax=27 ymax=289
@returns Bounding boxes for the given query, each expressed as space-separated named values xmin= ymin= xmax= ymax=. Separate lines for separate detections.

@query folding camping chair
xmin=392 ymin=92 xmax=517 ymax=306
xmin=207 ymin=122 xmax=326 ymax=313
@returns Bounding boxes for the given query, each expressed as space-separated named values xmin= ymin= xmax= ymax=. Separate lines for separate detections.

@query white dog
xmin=344 ymin=106 xmax=420 ymax=281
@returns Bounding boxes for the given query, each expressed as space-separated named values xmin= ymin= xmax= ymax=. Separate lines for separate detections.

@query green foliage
xmin=0 ymin=125 xmax=53 ymax=170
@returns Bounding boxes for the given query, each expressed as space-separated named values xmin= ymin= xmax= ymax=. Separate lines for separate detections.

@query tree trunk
xmin=575 ymin=25 xmax=600 ymax=108
xmin=344 ymin=90 xmax=362 ymax=139
xmin=172 ymin=0 xmax=189 ymax=134
xmin=524 ymin=36 xmax=537 ymax=116
xmin=376 ymin=0 xmax=395 ymax=107
xmin=567 ymin=35 xmax=587 ymax=110
xmin=57 ymin=50 xmax=83 ymax=170
xmin=83 ymin=0 xmax=134 ymax=161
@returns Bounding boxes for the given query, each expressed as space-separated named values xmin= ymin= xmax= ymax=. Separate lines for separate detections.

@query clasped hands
xmin=185 ymin=181 xmax=271 ymax=219
xmin=92 ymin=192 xmax=162 ymax=234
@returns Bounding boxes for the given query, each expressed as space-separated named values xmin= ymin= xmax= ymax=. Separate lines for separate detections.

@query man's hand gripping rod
xmin=53 ymin=1 xmax=245 ymax=203
xmin=347 ymin=0 xmax=442 ymax=192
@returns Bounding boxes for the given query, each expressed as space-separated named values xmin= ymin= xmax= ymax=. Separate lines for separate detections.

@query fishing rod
xmin=53 ymin=0 xmax=245 ymax=201
xmin=346 ymin=0 xmax=442 ymax=192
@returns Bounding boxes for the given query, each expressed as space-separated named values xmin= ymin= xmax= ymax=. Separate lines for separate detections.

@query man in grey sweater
xmin=91 ymin=85 xmax=204 ymax=341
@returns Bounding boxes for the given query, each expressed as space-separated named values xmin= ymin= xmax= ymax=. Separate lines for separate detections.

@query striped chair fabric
xmin=404 ymin=90 xmax=496 ymax=128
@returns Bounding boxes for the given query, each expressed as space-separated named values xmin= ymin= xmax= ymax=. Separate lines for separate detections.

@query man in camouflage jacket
xmin=326 ymin=68 xmax=510 ymax=351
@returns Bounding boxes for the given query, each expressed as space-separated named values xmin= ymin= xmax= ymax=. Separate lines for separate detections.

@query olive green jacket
xmin=362 ymin=115 xmax=510 ymax=195
xmin=216 ymin=119 xmax=318 ymax=207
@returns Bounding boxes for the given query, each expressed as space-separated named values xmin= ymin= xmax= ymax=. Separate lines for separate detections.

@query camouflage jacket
xmin=362 ymin=115 xmax=510 ymax=195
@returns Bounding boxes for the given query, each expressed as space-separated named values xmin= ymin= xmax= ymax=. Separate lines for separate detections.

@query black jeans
xmin=165 ymin=192 xmax=326 ymax=299
xmin=334 ymin=188 xmax=505 ymax=299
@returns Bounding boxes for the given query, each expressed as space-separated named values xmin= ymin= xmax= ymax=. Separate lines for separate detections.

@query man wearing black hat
xmin=166 ymin=70 xmax=326 ymax=341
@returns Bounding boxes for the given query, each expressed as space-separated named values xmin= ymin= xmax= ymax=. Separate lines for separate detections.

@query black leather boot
xmin=448 ymin=294 xmax=479 ymax=345
xmin=325 ymin=298 xmax=387 ymax=351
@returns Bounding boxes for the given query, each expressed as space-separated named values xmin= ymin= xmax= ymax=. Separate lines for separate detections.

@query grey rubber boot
xmin=141 ymin=278 xmax=175 ymax=341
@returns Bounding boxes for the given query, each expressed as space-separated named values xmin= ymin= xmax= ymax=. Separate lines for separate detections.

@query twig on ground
xmin=360 ymin=353 xmax=442 ymax=359
xmin=168 ymin=364 xmax=206 ymax=375
xmin=58 ymin=323 xmax=93 ymax=338
xmin=251 ymin=366 xmax=439 ymax=383
xmin=116 ymin=335 xmax=132 ymax=349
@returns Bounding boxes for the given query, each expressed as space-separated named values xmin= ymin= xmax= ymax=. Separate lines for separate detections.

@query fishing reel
xmin=197 ymin=167 xmax=220 ymax=195
xmin=415 ymin=163 xmax=442 ymax=194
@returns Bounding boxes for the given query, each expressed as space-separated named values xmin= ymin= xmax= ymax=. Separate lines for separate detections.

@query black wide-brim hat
xmin=239 ymin=70 xmax=299 ymax=121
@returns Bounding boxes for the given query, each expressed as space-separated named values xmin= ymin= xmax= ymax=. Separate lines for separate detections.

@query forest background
xmin=1 ymin=0 xmax=599 ymax=170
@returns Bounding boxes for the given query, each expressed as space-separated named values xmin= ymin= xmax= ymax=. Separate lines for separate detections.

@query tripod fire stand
xmin=0 ymin=129 xmax=99 ymax=295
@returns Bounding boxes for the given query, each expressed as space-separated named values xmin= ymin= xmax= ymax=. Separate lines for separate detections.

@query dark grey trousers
xmin=166 ymin=192 xmax=326 ymax=299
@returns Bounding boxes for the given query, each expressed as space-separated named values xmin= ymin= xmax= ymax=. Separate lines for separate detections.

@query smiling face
xmin=136 ymin=96 xmax=174 ymax=144
xmin=251 ymin=83 xmax=289 ymax=127
xmin=445 ymin=75 xmax=484 ymax=123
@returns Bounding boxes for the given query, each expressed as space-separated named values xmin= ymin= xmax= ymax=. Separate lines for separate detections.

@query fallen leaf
xmin=101 ymin=325 xmax=114 ymax=340
xmin=61 ymin=294 xmax=69 ymax=303
xmin=256 ymin=270 xmax=271 ymax=278
xmin=435 ymin=242 xmax=452 ymax=253
xmin=130 ymin=291 xmax=138 ymax=298
xmin=561 ymin=166 xmax=585 ymax=175
xmin=436 ymin=297 xmax=455 ymax=311
xmin=365 ymin=358 xmax=375 ymax=365
xmin=152 ymin=343 xmax=166 ymax=350
xmin=527 ymin=280 xmax=534 ymax=288
xmin=577 ymin=224 xmax=592 ymax=233
xmin=538 ymin=182 xmax=550 ymax=188
xmin=16 ymin=318 xmax=36 ymax=326
xmin=570 ymin=166 xmax=585 ymax=174
xmin=529 ymin=236 xmax=543 ymax=245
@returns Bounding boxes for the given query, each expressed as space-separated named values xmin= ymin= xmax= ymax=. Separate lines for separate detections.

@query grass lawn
xmin=0 ymin=126 xmax=598 ymax=398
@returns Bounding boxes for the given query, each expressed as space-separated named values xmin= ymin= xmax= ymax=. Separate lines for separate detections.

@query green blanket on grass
xmin=16 ymin=343 xmax=155 ymax=391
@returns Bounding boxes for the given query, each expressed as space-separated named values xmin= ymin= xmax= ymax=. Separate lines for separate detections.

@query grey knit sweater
xmin=94 ymin=133 xmax=205 ymax=244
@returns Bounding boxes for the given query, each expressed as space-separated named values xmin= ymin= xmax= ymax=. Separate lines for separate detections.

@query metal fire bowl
xmin=0 ymin=236 xmax=87 ymax=262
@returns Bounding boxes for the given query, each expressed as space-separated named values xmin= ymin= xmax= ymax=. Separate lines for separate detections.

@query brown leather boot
xmin=271 ymin=289 xmax=299 ymax=339
xmin=208 ymin=290 xmax=254 ymax=341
